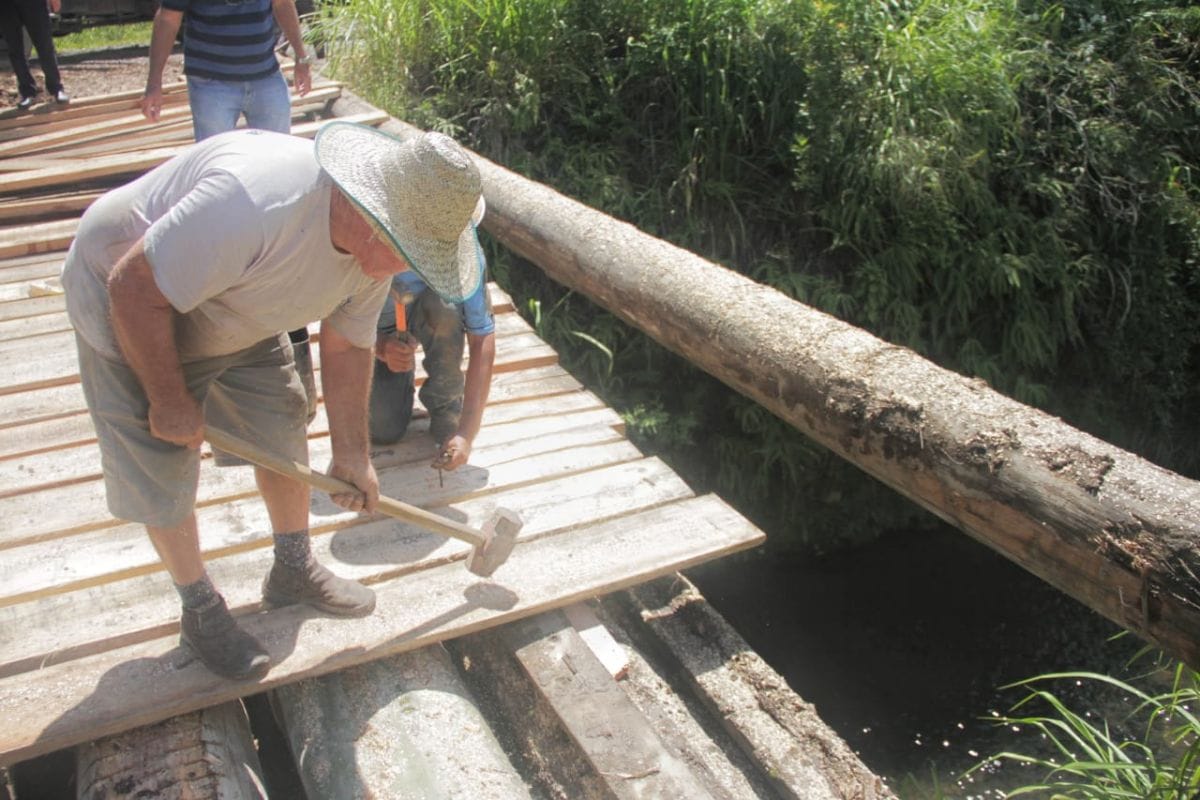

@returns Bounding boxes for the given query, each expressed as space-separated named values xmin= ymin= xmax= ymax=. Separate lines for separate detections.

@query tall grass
xmin=314 ymin=0 xmax=1200 ymax=547
xmin=975 ymin=661 xmax=1200 ymax=798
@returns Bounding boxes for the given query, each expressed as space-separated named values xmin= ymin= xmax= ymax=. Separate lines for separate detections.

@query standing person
xmin=61 ymin=123 xmax=485 ymax=680
xmin=1 ymin=0 xmax=69 ymax=109
xmin=370 ymin=214 xmax=496 ymax=475
xmin=140 ymin=0 xmax=312 ymax=140
xmin=140 ymin=0 xmax=316 ymax=409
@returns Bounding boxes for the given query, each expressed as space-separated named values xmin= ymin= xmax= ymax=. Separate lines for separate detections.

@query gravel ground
xmin=1 ymin=44 xmax=184 ymax=110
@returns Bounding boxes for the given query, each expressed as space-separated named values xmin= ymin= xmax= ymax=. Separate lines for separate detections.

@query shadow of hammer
xmin=206 ymin=427 xmax=522 ymax=577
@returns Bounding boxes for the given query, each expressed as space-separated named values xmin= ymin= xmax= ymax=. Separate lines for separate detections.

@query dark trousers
xmin=0 ymin=0 xmax=63 ymax=99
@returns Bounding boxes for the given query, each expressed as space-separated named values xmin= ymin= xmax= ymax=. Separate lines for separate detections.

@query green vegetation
xmin=55 ymin=21 xmax=152 ymax=53
xmin=974 ymin=660 xmax=1200 ymax=798
xmin=313 ymin=0 xmax=1200 ymax=549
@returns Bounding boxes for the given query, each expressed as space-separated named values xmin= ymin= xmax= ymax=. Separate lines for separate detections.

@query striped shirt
xmin=164 ymin=0 xmax=280 ymax=82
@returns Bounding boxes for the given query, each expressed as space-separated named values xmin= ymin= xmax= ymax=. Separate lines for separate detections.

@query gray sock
xmin=273 ymin=530 xmax=313 ymax=568
xmin=174 ymin=573 xmax=220 ymax=611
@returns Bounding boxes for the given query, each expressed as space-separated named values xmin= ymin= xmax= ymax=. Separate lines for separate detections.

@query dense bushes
xmin=316 ymin=0 xmax=1200 ymax=548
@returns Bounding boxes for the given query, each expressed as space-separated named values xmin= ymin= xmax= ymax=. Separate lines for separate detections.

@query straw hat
xmin=315 ymin=122 xmax=485 ymax=302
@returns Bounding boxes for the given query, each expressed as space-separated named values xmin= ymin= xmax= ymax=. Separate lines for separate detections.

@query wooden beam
xmin=75 ymin=702 xmax=267 ymax=800
xmin=496 ymin=610 xmax=717 ymax=799
xmin=0 ymin=111 xmax=387 ymax=196
xmin=270 ymin=644 xmax=533 ymax=799
xmin=328 ymin=94 xmax=1200 ymax=670
xmin=0 ymin=494 xmax=764 ymax=765
xmin=0 ymin=191 xmax=102 ymax=223
xmin=0 ymin=82 xmax=190 ymax=133
xmin=618 ymin=577 xmax=894 ymax=800
xmin=0 ymin=219 xmax=76 ymax=260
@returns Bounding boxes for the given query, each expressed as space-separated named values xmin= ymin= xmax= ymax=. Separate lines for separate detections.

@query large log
xmin=330 ymin=94 xmax=1200 ymax=669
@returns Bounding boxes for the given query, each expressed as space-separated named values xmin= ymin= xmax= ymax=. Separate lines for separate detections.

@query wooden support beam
xmin=75 ymin=702 xmax=267 ymax=800
xmin=271 ymin=647 xmax=532 ymax=799
xmin=328 ymin=93 xmax=1200 ymax=670
xmin=497 ymin=610 xmax=717 ymax=799
xmin=617 ymin=577 xmax=895 ymax=800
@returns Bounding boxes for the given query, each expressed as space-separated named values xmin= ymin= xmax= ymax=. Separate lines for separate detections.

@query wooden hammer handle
xmin=205 ymin=426 xmax=486 ymax=548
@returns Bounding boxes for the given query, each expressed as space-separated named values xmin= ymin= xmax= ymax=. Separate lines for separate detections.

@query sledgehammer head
xmin=467 ymin=507 xmax=523 ymax=577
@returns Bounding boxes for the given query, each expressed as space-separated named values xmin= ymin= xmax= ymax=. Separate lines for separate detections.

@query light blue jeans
xmin=187 ymin=71 xmax=291 ymax=141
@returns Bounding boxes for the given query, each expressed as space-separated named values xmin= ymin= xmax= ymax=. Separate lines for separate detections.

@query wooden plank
xmin=0 ymin=310 xmax=68 ymax=343
xmin=0 ymin=293 xmax=64 ymax=322
xmin=75 ymin=702 xmax=267 ymax=800
xmin=0 ymin=320 xmax=549 ymax=400
xmin=0 ymin=155 xmax=83 ymax=173
xmin=0 ymin=493 xmax=764 ymax=765
xmin=0 ymin=104 xmax=195 ymax=159
xmin=0 ymin=339 xmax=565 ymax=435
xmin=0 ymin=328 xmax=561 ymax=488
xmin=0 ymin=191 xmax=99 ymax=223
xmin=0 ymin=145 xmax=184 ymax=194
xmin=0 ymin=219 xmax=75 ymax=260
xmin=0 ymin=356 xmax=580 ymax=461
xmin=271 ymin=646 xmax=532 ymax=800
xmin=0 ymin=453 xmax=685 ymax=678
xmin=0 ymin=390 xmax=619 ymax=546
xmin=0 ymin=112 xmax=387 ymax=198
xmin=0 ymin=408 xmax=629 ymax=599
xmin=3 ymin=86 xmax=344 ymax=159
xmin=0 ymin=254 xmax=61 ymax=285
xmin=0 ymin=83 xmax=190 ymax=133
xmin=498 ymin=610 xmax=715 ymax=799
xmin=564 ymin=601 xmax=629 ymax=679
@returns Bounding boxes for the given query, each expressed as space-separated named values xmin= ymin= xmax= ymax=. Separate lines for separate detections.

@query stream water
xmin=687 ymin=522 xmax=1150 ymax=798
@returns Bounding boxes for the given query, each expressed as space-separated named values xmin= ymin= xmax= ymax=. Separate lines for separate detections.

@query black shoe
xmin=180 ymin=597 xmax=271 ymax=680
xmin=16 ymin=95 xmax=34 ymax=110
xmin=263 ymin=558 xmax=376 ymax=617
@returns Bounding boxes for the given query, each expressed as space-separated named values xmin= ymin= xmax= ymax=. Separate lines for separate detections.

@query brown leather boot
xmin=180 ymin=597 xmax=271 ymax=680
xmin=262 ymin=559 xmax=376 ymax=617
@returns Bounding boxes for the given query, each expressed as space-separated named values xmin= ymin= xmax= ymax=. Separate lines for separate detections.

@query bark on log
xmin=331 ymin=97 xmax=1200 ymax=669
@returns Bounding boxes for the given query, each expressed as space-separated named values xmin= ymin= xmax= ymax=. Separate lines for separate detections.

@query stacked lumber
xmin=0 ymin=77 xmax=798 ymax=797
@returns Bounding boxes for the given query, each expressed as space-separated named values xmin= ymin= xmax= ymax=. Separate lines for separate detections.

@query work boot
xmin=180 ymin=597 xmax=271 ymax=680
xmin=262 ymin=558 xmax=376 ymax=617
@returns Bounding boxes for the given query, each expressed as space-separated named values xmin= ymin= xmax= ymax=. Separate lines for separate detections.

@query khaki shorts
xmin=76 ymin=333 xmax=309 ymax=528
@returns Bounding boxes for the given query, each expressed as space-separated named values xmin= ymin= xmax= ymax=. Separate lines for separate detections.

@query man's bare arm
xmin=271 ymin=0 xmax=311 ymax=96
xmin=142 ymin=6 xmax=183 ymax=121
xmin=438 ymin=331 xmax=495 ymax=469
xmin=107 ymin=238 xmax=204 ymax=448
xmin=319 ymin=320 xmax=379 ymax=512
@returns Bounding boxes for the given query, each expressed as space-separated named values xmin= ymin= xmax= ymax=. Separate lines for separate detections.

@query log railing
xmin=332 ymin=95 xmax=1200 ymax=670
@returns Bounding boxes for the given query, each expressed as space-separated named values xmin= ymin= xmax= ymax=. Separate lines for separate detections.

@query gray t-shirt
xmin=63 ymin=129 xmax=389 ymax=362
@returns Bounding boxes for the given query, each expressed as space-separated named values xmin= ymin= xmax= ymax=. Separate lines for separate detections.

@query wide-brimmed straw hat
xmin=315 ymin=122 xmax=485 ymax=302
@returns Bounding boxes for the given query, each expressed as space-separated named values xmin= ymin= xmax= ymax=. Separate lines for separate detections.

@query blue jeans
xmin=187 ymin=72 xmax=291 ymax=141
xmin=369 ymin=290 xmax=465 ymax=444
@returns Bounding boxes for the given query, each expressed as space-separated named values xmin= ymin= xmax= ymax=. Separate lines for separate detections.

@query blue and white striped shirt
xmin=164 ymin=0 xmax=280 ymax=82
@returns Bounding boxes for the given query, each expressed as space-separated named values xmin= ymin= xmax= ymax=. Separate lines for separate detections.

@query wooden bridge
xmin=0 ymin=77 xmax=891 ymax=797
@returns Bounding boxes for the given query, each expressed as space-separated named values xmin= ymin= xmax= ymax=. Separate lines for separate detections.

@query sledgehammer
xmin=206 ymin=426 xmax=522 ymax=577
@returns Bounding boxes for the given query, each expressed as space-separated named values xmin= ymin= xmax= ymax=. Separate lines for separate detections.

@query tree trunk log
xmin=333 ymin=97 xmax=1200 ymax=669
